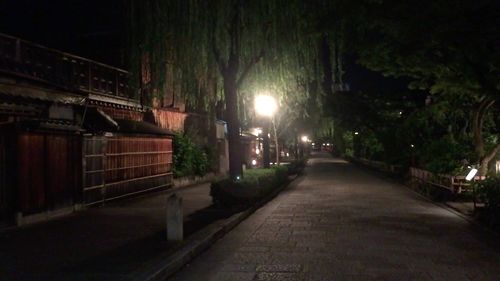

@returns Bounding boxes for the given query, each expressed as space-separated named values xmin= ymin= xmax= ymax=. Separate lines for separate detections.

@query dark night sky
xmin=0 ymin=0 xmax=126 ymax=67
xmin=343 ymin=54 xmax=414 ymax=98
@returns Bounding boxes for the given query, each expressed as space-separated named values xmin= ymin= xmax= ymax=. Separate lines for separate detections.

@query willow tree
xmin=128 ymin=0 xmax=343 ymax=179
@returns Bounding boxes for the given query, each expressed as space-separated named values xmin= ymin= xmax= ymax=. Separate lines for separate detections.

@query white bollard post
xmin=166 ymin=193 xmax=183 ymax=241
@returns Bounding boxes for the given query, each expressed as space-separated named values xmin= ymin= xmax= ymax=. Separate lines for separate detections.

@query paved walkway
xmin=169 ymin=153 xmax=500 ymax=281
xmin=0 ymin=183 xmax=212 ymax=281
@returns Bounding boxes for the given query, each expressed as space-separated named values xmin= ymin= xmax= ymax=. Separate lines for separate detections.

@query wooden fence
xmin=348 ymin=157 xmax=402 ymax=175
xmin=83 ymin=136 xmax=173 ymax=205
xmin=409 ymin=167 xmax=485 ymax=193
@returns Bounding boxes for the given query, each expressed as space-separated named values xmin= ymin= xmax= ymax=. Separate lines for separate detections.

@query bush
xmin=210 ymin=166 xmax=289 ymax=207
xmin=418 ymin=136 xmax=469 ymax=175
xmin=476 ymin=176 xmax=500 ymax=209
xmin=173 ymin=134 xmax=210 ymax=178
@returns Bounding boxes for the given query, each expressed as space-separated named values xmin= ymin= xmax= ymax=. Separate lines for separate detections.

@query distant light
xmin=326 ymin=143 xmax=330 ymax=146
xmin=410 ymin=144 xmax=415 ymax=148
xmin=322 ymin=143 xmax=326 ymax=146
xmin=399 ymin=111 xmax=403 ymax=115
xmin=286 ymin=152 xmax=290 ymax=157
xmin=255 ymin=148 xmax=260 ymax=155
xmin=255 ymin=94 xmax=277 ymax=117
xmin=253 ymin=128 xmax=262 ymax=136
xmin=236 ymin=175 xmax=241 ymax=181
xmin=251 ymin=159 xmax=257 ymax=166
xmin=301 ymin=135 xmax=308 ymax=142
xmin=312 ymin=142 xmax=315 ymax=146
xmin=354 ymin=132 xmax=359 ymax=135
xmin=466 ymin=168 xmax=478 ymax=181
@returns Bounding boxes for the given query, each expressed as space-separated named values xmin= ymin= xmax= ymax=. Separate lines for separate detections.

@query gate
xmin=83 ymin=136 xmax=173 ymax=205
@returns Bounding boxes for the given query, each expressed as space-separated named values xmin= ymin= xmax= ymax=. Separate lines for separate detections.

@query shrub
xmin=210 ymin=166 xmax=289 ymax=207
xmin=418 ymin=136 xmax=469 ymax=175
xmin=475 ymin=176 xmax=500 ymax=209
xmin=173 ymin=134 xmax=210 ymax=178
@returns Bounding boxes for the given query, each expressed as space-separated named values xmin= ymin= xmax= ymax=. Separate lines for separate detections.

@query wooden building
xmin=0 ymin=33 xmax=184 ymax=226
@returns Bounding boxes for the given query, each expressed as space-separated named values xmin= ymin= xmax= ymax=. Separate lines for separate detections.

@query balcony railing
xmin=0 ymin=33 xmax=136 ymax=101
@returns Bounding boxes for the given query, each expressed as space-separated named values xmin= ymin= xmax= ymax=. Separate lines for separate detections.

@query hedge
xmin=210 ymin=165 xmax=290 ymax=207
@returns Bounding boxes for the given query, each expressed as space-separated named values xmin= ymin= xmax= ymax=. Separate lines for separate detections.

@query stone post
xmin=166 ymin=193 xmax=183 ymax=241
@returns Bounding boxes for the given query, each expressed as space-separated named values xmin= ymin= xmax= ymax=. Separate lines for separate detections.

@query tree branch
xmin=236 ymin=49 xmax=265 ymax=89
xmin=213 ymin=43 xmax=226 ymax=74
xmin=211 ymin=14 xmax=226 ymax=74
xmin=481 ymin=142 xmax=500 ymax=173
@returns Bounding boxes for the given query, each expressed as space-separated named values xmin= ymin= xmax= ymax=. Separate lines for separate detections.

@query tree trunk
xmin=262 ymin=124 xmax=270 ymax=168
xmin=472 ymin=97 xmax=495 ymax=175
xmin=273 ymin=118 xmax=279 ymax=165
xmin=320 ymin=35 xmax=334 ymax=97
xmin=224 ymin=72 xmax=243 ymax=179
xmin=212 ymin=2 xmax=263 ymax=180
xmin=479 ymin=143 xmax=500 ymax=176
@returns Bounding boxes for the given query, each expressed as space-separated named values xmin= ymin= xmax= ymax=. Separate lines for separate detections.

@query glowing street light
xmin=354 ymin=132 xmax=359 ymax=135
xmin=252 ymin=128 xmax=262 ymax=136
xmin=466 ymin=168 xmax=478 ymax=181
xmin=255 ymin=95 xmax=277 ymax=117
xmin=301 ymin=135 xmax=309 ymax=142
xmin=255 ymin=94 xmax=278 ymax=168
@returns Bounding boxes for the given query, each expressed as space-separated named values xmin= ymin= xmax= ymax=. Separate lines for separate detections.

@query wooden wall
xmin=99 ymin=107 xmax=143 ymax=122
xmin=152 ymin=109 xmax=187 ymax=132
xmin=17 ymin=133 xmax=81 ymax=215
xmin=0 ymin=133 xmax=10 ymax=222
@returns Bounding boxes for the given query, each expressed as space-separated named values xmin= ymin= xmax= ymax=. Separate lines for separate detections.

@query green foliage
xmin=342 ymin=132 xmax=354 ymax=157
xmin=244 ymin=168 xmax=276 ymax=180
xmin=324 ymin=0 xmax=499 ymax=174
xmin=418 ymin=136 xmax=468 ymax=175
xmin=173 ymin=134 xmax=211 ymax=178
xmin=346 ymin=0 xmax=500 ymax=101
xmin=210 ymin=166 xmax=289 ymax=207
xmin=476 ymin=176 xmax=500 ymax=209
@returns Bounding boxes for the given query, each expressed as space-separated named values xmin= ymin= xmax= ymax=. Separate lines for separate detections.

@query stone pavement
xmin=0 ymin=183 xmax=213 ymax=281
xmin=169 ymin=153 xmax=500 ymax=281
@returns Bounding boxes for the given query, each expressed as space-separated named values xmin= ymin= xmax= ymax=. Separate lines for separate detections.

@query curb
xmin=131 ymin=174 xmax=302 ymax=281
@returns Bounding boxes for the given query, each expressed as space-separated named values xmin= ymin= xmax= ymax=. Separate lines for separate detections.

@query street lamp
xmin=255 ymin=95 xmax=277 ymax=117
xmin=255 ymin=94 xmax=278 ymax=168
xmin=466 ymin=167 xmax=479 ymax=208
xmin=466 ymin=168 xmax=478 ymax=181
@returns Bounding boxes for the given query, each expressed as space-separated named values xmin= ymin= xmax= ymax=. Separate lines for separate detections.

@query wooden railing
xmin=0 ymin=33 xmax=136 ymax=100
xmin=409 ymin=167 xmax=485 ymax=193
xmin=347 ymin=156 xmax=403 ymax=175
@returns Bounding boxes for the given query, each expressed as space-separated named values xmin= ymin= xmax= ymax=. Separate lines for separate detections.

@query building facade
xmin=0 ymin=33 xmax=192 ymax=226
